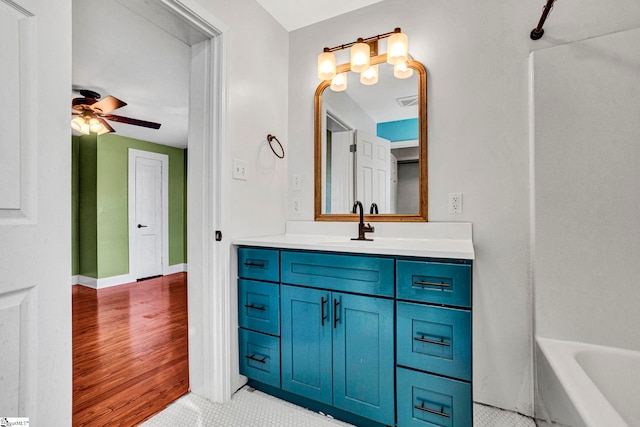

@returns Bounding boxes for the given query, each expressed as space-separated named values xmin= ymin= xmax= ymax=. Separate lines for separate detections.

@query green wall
xmin=74 ymin=133 xmax=187 ymax=279
xmin=71 ymin=136 xmax=80 ymax=276
xmin=77 ymin=134 xmax=98 ymax=278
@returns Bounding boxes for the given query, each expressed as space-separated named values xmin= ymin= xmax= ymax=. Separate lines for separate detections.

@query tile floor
xmin=141 ymin=386 xmax=537 ymax=426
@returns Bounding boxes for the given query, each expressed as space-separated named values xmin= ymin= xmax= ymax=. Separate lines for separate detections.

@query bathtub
xmin=536 ymin=337 xmax=640 ymax=427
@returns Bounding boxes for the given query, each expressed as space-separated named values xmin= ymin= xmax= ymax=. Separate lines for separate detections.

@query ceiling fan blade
xmin=104 ymin=114 xmax=161 ymax=129
xmin=91 ymin=95 xmax=127 ymax=114
xmin=98 ymin=117 xmax=115 ymax=134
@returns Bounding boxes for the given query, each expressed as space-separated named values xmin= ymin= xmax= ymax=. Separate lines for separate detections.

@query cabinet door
xmin=281 ymin=285 xmax=332 ymax=405
xmin=333 ymin=293 xmax=395 ymax=425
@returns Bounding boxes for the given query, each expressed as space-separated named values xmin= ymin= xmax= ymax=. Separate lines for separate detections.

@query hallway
xmin=73 ymin=273 xmax=189 ymax=426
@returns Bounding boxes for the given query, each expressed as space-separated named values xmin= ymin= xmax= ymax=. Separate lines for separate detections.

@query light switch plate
xmin=233 ymin=159 xmax=247 ymax=180
xmin=293 ymin=174 xmax=301 ymax=191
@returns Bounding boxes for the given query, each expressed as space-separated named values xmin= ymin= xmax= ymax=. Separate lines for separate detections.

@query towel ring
xmin=266 ymin=134 xmax=285 ymax=159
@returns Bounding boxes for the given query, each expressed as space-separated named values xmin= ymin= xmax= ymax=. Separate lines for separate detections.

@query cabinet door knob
xmin=137 ymin=224 xmax=148 ymax=228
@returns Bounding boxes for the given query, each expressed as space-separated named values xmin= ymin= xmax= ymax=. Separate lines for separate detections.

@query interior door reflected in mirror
xmin=314 ymin=55 xmax=427 ymax=222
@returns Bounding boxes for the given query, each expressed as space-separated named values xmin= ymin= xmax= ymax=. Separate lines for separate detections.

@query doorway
xmin=72 ymin=0 xmax=229 ymax=421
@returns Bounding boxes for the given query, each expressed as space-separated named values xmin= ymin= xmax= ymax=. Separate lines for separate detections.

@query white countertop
xmin=232 ymin=221 xmax=475 ymax=260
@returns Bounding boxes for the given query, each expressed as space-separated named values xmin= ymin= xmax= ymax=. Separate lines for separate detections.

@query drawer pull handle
xmin=414 ymin=403 xmax=450 ymax=418
xmin=321 ymin=296 xmax=328 ymax=326
xmin=414 ymin=280 xmax=450 ymax=288
xmin=244 ymin=304 xmax=266 ymax=311
xmin=414 ymin=336 xmax=450 ymax=346
xmin=244 ymin=261 xmax=265 ymax=268
xmin=245 ymin=354 xmax=267 ymax=364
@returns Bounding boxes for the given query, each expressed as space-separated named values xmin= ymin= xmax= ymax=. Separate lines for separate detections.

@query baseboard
xmin=75 ymin=273 xmax=136 ymax=289
xmin=164 ymin=263 xmax=188 ymax=275
xmin=73 ymin=265 xmax=187 ymax=288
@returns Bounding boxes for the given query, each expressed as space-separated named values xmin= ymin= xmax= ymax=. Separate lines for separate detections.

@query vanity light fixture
xmin=350 ymin=38 xmax=370 ymax=73
xmin=330 ymin=72 xmax=348 ymax=91
xmin=360 ymin=64 xmax=379 ymax=85
xmin=387 ymin=31 xmax=409 ymax=65
xmin=317 ymin=27 xmax=409 ymax=89
xmin=317 ymin=48 xmax=337 ymax=80
xmin=394 ymin=62 xmax=414 ymax=79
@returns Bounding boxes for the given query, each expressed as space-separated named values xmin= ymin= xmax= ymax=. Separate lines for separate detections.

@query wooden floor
xmin=73 ymin=273 xmax=189 ymax=426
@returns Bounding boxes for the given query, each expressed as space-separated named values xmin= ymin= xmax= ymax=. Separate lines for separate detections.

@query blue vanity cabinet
xmin=237 ymin=247 xmax=281 ymax=388
xmin=280 ymin=285 xmax=333 ymax=404
xmin=281 ymin=285 xmax=395 ymax=424
xmin=237 ymin=246 xmax=473 ymax=427
xmin=280 ymin=250 xmax=395 ymax=426
xmin=396 ymin=258 xmax=473 ymax=426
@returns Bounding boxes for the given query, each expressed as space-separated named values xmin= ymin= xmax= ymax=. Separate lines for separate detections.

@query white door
xmin=330 ymin=130 xmax=354 ymax=214
xmin=0 ymin=0 xmax=72 ymax=424
xmin=128 ymin=149 xmax=168 ymax=280
xmin=355 ymin=130 xmax=391 ymax=213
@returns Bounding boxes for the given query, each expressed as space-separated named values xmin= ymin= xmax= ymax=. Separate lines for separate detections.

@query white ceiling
xmin=73 ymin=0 xmax=192 ymax=148
xmin=255 ymin=0 xmax=383 ymax=31
xmin=72 ymin=0 xmax=390 ymax=148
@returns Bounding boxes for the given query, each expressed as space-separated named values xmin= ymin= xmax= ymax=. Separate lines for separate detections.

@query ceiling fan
xmin=71 ymin=89 xmax=161 ymax=135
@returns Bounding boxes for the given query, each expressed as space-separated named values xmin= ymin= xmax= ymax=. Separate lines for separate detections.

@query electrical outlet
xmin=232 ymin=159 xmax=247 ymax=181
xmin=293 ymin=174 xmax=302 ymax=191
xmin=292 ymin=198 xmax=301 ymax=214
xmin=449 ymin=193 xmax=463 ymax=214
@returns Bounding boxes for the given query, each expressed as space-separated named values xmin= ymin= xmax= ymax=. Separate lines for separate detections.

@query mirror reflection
xmin=315 ymin=58 xmax=427 ymax=220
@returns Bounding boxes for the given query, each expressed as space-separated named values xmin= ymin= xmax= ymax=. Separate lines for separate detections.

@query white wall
xmin=287 ymin=0 xmax=640 ymax=415
xmin=199 ymin=0 xmax=289 ymax=240
xmin=189 ymin=0 xmax=289 ymax=394
xmin=533 ymin=28 xmax=640 ymax=348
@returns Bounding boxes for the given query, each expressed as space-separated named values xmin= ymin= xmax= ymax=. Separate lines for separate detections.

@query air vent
xmin=396 ymin=95 xmax=419 ymax=107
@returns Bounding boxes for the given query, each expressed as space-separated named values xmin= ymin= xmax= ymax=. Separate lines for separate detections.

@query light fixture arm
xmin=323 ymin=27 xmax=402 ymax=53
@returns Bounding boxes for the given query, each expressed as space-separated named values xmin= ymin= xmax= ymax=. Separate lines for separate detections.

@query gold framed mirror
xmin=314 ymin=54 xmax=427 ymax=222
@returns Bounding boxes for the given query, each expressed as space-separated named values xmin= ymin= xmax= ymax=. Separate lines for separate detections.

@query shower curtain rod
xmin=530 ymin=0 xmax=556 ymax=40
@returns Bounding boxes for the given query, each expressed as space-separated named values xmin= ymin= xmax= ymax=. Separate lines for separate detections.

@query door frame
xmin=158 ymin=0 xmax=232 ymax=403
xmin=127 ymin=148 xmax=169 ymax=280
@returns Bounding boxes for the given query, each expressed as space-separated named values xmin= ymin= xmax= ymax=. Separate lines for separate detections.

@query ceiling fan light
xmin=394 ymin=62 xmax=414 ymax=79
xmin=88 ymin=117 xmax=105 ymax=134
xmin=360 ymin=64 xmax=378 ymax=86
xmin=318 ymin=50 xmax=336 ymax=80
xmin=71 ymin=116 xmax=90 ymax=135
xmin=330 ymin=72 xmax=348 ymax=92
xmin=387 ymin=30 xmax=409 ymax=65
xmin=350 ymin=39 xmax=370 ymax=73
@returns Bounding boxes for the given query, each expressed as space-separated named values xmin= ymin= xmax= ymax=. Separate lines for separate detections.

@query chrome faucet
xmin=351 ymin=201 xmax=374 ymax=241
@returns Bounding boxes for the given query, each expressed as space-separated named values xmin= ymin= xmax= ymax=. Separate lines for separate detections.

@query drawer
xmin=397 ymin=302 xmax=471 ymax=381
xmin=397 ymin=367 xmax=472 ymax=427
xmin=397 ymin=260 xmax=471 ymax=308
xmin=238 ymin=328 xmax=280 ymax=388
xmin=238 ymin=247 xmax=279 ymax=283
xmin=281 ymin=251 xmax=394 ymax=297
xmin=238 ymin=279 xmax=279 ymax=336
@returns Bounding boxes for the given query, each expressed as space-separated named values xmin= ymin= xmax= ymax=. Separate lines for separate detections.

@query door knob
xmin=137 ymin=224 xmax=147 ymax=228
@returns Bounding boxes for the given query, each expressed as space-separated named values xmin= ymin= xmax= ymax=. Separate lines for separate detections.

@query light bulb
xmin=394 ymin=62 xmax=414 ymax=79
xmin=350 ymin=39 xmax=370 ymax=73
xmin=71 ymin=116 xmax=90 ymax=135
xmin=360 ymin=65 xmax=378 ymax=86
xmin=89 ymin=118 xmax=104 ymax=134
xmin=387 ymin=30 xmax=409 ymax=65
xmin=317 ymin=50 xmax=336 ymax=80
xmin=330 ymin=72 xmax=348 ymax=92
